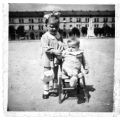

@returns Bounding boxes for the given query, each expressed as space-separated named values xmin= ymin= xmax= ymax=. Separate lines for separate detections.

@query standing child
xmin=41 ymin=11 xmax=64 ymax=99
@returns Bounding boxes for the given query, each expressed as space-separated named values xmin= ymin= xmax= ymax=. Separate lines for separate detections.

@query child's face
xmin=47 ymin=17 xmax=59 ymax=35
xmin=67 ymin=38 xmax=80 ymax=51
xmin=70 ymin=45 xmax=79 ymax=52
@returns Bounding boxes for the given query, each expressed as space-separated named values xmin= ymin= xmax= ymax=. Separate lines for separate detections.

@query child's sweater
xmin=41 ymin=31 xmax=64 ymax=68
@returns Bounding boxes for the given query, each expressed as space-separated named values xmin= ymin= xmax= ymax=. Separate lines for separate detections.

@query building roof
xmin=9 ymin=10 xmax=115 ymax=18
xmin=60 ymin=11 xmax=115 ymax=17
xmin=9 ymin=11 xmax=44 ymax=18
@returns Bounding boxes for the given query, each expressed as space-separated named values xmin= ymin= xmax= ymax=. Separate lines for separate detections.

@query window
xmin=88 ymin=18 xmax=89 ymax=22
xmin=29 ymin=19 xmax=31 ymax=23
xmin=94 ymin=24 xmax=99 ymax=28
xmin=63 ymin=24 xmax=66 ymax=28
xmin=112 ymin=17 xmax=115 ymax=22
xmin=29 ymin=25 xmax=34 ymax=30
xmin=41 ymin=25 xmax=43 ymax=30
xmin=103 ymin=17 xmax=108 ymax=22
xmin=94 ymin=18 xmax=96 ymax=22
xmin=31 ymin=19 xmax=34 ymax=23
xmin=29 ymin=18 xmax=34 ymax=23
xmin=76 ymin=18 xmax=81 ymax=22
xmin=29 ymin=25 xmax=31 ymax=30
xmin=70 ymin=18 xmax=72 ymax=22
xmin=41 ymin=18 xmax=43 ymax=23
xmin=63 ymin=17 xmax=66 ymax=21
xmin=39 ymin=25 xmax=41 ymax=30
xmin=38 ymin=18 xmax=40 ymax=23
xmin=85 ymin=18 xmax=89 ymax=23
xmin=38 ymin=25 xmax=40 ymax=30
xmin=19 ymin=18 xmax=24 ymax=23
xmin=9 ymin=18 xmax=14 ymax=23
xmin=76 ymin=18 xmax=79 ymax=22
xmin=97 ymin=18 xmax=99 ymax=22
xmin=78 ymin=25 xmax=80 ymax=28
xmin=39 ymin=25 xmax=43 ymax=30
xmin=38 ymin=18 xmax=43 ymax=23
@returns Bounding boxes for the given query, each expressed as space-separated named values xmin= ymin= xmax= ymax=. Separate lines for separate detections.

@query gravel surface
xmin=8 ymin=38 xmax=114 ymax=112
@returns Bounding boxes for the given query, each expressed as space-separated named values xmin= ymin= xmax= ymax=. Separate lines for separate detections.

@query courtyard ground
xmin=8 ymin=38 xmax=114 ymax=112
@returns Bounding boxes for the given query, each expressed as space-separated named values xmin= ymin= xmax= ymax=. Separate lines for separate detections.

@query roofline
xmin=9 ymin=10 xmax=115 ymax=18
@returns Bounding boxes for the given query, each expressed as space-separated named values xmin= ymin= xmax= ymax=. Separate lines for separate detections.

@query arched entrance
xmin=16 ymin=26 xmax=25 ymax=39
xmin=30 ymin=32 xmax=35 ymax=40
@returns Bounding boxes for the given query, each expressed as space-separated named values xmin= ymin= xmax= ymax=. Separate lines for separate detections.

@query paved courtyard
xmin=8 ymin=38 xmax=114 ymax=112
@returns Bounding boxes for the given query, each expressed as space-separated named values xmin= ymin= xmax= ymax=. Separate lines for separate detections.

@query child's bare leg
xmin=70 ymin=75 xmax=78 ymax=87
xmin=69 ymin=69 xmax=79 ymax=87
xmin=42 ymin=67 xmax=50 ymax=99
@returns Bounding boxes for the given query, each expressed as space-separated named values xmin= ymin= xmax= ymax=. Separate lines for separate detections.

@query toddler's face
xmin=70 ymin=45 xmax=79 ymax=52
xmin=68 ymin=39 xmax=80 ymax=52
xmin=47 ymin=17 xmax=59 ymax=35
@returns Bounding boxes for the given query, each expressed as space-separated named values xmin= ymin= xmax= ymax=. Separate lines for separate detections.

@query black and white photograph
xmin=7 ymin=3 xmax=116 ymax=112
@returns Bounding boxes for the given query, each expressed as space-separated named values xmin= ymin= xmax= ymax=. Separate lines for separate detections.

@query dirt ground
xmin=8 ymin=38 xmax=114 ymax=112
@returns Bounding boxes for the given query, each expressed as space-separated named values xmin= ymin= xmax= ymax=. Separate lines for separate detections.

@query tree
xmin=81 ymin=27 xmax=87 ymax=36
xmin=94 ymin=27 xmax=102 ymax=37
xmin=9 ymin=26 xmax=15 ymax=40
xmin=102 ymin=24 xmax=111 ymax=37
xmin=16 ymin=26 xmax=26 ymax=39
xmin=69 ymin=27 xmax=80 ymax=37
xmin=110 ymin=27 xmax=115 ymax=37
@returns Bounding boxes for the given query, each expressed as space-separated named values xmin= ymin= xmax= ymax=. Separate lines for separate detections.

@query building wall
xmin=9 ymin=11 xmax=115 ymax=40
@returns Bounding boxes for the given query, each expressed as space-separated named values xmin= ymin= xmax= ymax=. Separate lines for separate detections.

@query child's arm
xmin=41 ymin=35 xmax=62 ymax=55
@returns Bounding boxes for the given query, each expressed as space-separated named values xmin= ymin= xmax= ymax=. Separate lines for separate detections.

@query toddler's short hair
xmin=67 ymin=40 xmax=80 ymax=48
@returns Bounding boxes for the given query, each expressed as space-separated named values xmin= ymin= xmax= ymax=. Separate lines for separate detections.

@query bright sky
xmin=9 ymin=3 xmax=115 ymax=11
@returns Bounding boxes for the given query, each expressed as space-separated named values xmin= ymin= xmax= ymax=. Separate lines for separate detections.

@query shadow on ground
xmin=59 ymin=85 xmax=96 ymax=104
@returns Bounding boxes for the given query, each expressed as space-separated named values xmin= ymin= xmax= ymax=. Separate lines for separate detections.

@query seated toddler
xmin=62 ymin=39 xmax=89 ymax=87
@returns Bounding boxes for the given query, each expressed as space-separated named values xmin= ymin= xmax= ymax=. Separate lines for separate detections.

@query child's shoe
xmin=49 ymin=82 xmax=58 ymax=97
xmin=42 ymin=90 xmax=49 ymax=99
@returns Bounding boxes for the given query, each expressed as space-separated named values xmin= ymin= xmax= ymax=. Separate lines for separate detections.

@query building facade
xmin=9 ymin=11 xmax=115 ymax=40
